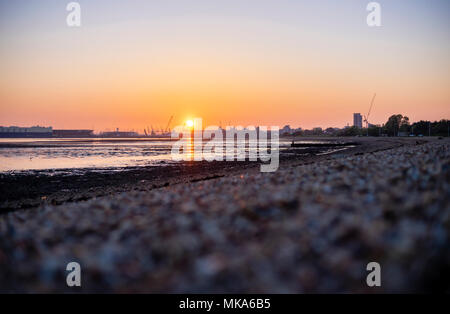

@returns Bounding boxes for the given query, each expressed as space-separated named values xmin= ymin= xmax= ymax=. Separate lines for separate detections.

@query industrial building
xmin=53 ymin=129 xmax=94 ymax=138
xmin=0 ymin=126 xmax=53 ymax=138
xmin=100 ymin=128 xmax=139 ymax=138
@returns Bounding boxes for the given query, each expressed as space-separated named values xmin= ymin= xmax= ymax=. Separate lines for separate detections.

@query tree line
xmin=287 ymin=115 xmax=450 ymax=137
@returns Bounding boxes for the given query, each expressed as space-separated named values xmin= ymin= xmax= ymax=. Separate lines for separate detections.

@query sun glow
xmin=185 ymin=120 xmax=194 ymax=128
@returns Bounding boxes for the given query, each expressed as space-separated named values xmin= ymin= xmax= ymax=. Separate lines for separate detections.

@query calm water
xmin=0 ymin=138 xmax=290 ymax=173
xmin=0 ymin=138 xmax=180 ymax=172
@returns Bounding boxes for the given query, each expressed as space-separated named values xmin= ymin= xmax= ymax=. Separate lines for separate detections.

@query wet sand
xmin=0 ymin=137 xmax=421 ymax=213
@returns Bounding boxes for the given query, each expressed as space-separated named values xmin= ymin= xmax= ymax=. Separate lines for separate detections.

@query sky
xmin=0 ymin=0 xmax=449 ymax=131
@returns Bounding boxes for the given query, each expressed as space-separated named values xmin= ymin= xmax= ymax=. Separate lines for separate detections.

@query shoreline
xmin=0 ymin=137 xmax=432 ymax=214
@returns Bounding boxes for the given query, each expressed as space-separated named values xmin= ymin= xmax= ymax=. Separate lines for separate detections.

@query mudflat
xmin=0 ymin=137 xmax=420 ymax=213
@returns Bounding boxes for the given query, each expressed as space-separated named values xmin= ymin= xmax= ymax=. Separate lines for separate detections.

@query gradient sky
xmin=0 ymin=0 xmax=449 ymax=131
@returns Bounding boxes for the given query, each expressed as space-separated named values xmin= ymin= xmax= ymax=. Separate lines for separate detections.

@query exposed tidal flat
xmin=0 ymin=137 xmax=355 ymax=212
xmin=0 ymin=137 xmax=449 ymax=292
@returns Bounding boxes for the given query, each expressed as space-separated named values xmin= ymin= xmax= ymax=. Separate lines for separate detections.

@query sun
xmin=185 ymin=119 xmax=194 ymax=128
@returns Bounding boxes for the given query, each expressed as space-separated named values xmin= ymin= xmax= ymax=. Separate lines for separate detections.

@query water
xmin=0 ymin=138 xmax=176 ymax=172
xmin=0 ymin=138 xmax=291 ymax=173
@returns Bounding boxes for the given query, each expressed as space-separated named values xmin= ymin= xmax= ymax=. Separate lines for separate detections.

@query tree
xmin=384 ymin=114 xmax=403 ymax=136
xmin=399 ymin=116 xmax=410 ymax=133
xmin=433 ymin=119 xmax=450 ymax=136
xmin=338 ymin=126 xmax=362 ymax=137
xmin=411 ymin=120 xmax=429 ymax=136
xmin=410 ymin=119 xmax=449 ymax=136
xmin=368 ymin=125 xmax=381 ymax=136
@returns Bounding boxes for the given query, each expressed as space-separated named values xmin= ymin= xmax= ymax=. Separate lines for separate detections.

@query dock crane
xmin=164 ymin=115 xmax=174 ymax=133
xmin=364 ymin=93 xmax=376 ymax=135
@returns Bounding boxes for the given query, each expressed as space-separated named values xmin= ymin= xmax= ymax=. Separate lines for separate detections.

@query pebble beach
xmin=0 ymin=138 xmax=449 ymax=293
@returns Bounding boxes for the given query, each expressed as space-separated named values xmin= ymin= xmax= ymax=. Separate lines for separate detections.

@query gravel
xmin=0 ymin=139 xmax=449 ymax=293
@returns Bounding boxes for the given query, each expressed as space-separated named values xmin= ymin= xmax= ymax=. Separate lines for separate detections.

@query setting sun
xmin=185 ymin=120 xmax=194 ymax=128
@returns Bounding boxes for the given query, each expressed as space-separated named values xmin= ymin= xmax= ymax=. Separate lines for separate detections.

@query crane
xmin=364 ymin=93 xmax=376 ymax=134
xmin=165 ymin=115 xmax=174 ymax=133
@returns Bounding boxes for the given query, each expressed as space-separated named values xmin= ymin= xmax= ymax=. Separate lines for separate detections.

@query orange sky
xmin=0 ymin=1 xmax=449 ymax=131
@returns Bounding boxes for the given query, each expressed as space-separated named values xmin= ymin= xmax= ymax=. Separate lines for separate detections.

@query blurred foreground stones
xmin=0 ymin=140 xmax=449 ymax=292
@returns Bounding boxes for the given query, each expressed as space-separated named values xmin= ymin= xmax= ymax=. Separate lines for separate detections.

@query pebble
xmin=0 ymin=140 xmax=449 ymax=293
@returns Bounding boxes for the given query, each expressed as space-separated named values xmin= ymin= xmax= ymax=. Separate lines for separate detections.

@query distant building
xmin=100 ymin=131 xmax=139 ymax=138
xmin=353 ymin=113 xmax=363 ymax=128
xmin=0 ymin=126 xmax=52 ymax=138
xmin=325 ymin=127 xmax=339 ymax=135
xmin=281 ymin=125 xmax=293 ymax=135
xmin=53 ymin=129 xmax=94 ymax=138
xmin=312 ymin=127 xmax=323 ymax=135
